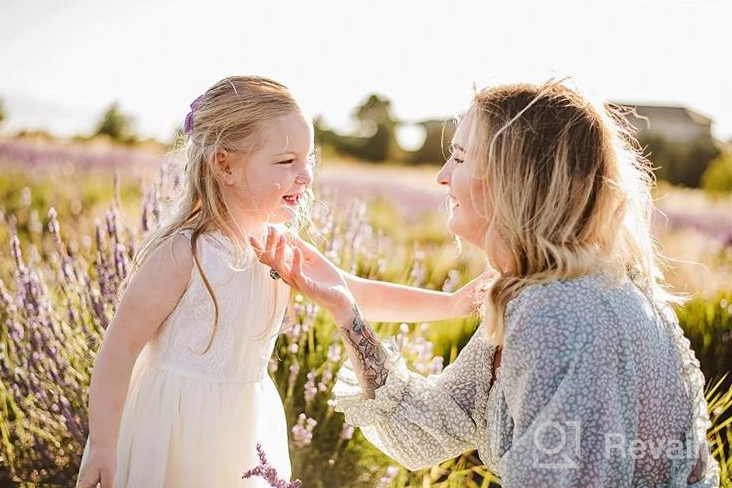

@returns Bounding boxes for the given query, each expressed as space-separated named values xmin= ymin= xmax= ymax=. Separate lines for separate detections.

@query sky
xmin=1 ymin=0 xmax=731 ymax=146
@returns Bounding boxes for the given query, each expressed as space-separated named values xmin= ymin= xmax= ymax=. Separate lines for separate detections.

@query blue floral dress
xmin=333 ymin=272 xmax=719 ymax=487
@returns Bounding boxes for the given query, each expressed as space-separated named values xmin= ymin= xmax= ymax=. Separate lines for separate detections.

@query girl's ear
xmin=212 ymin=150 xmax=234 ymax=185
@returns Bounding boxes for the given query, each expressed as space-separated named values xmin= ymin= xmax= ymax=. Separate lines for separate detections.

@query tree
xmin=702 ymin=151 xmax=732 ymax=194
xmin=94 ymin=101 xmax=137 ymax=144
xmin=314 ymin=95 xmax=401 ymax=163
xmin=639 ymin=134 xmax=720 ymax=188
xmin=352 ymin=94 xmax=398 ymax=162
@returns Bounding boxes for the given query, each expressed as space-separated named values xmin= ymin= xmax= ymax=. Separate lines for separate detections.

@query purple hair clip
xmin=183 ymin=94 xmax=205 ymax=135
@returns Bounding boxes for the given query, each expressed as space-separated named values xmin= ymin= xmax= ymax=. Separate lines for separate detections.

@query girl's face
xmin=218 ymin=112 xmax=314 ymax=228
xmin=436 ymin=111 xmax=491 ymax=248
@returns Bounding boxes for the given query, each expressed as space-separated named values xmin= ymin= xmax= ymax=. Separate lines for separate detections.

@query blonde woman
xmin=254 ymin=82 xmax=719 ymax=486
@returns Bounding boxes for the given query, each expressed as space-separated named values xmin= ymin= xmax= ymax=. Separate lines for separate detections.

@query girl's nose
xmin=297 ymin=165 xmax=314 ymax=186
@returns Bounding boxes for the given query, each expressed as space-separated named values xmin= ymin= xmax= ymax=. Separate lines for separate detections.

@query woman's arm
xmin=77 ymin=233 xmax=192 ymax=487
xmin=331 ymin=302 xmax=392 ymax=398
xmin=251 ymin=228 xmax=497 ymax=470
xmin=329 ymin=300 xmax=496 ymax=470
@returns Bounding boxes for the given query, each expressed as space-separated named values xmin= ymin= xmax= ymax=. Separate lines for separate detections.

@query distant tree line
xmin=317 ymin=94 xmax=728 ymax=191
xmin=1 ymin=92 xmax=729 ymax=191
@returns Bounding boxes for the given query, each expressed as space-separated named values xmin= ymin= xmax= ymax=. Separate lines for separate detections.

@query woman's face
xmin=217 ymin=112 xmax=314 ymax=229
xmin=436 ymin=111 xmax=491 ymax=248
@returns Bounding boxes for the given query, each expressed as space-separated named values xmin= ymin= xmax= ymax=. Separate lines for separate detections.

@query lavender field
xmin=1 ymin=138 xmax=731 ymax=487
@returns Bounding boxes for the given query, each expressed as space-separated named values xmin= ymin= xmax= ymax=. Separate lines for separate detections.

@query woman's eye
xmin=277 ymin=159 xmax=295 ymax=165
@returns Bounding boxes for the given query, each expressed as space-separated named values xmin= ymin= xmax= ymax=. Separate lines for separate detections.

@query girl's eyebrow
xmin=273 ymin=146 xmax=317 ymax=157
xmin=451 ymin=143 xmax=466 ymax=152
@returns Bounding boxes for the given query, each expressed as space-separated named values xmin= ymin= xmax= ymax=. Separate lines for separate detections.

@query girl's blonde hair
xmin=467 ymin=80 xmax=686 ymax=346
xmin=120 ymin=75 xmax=307 ymax=353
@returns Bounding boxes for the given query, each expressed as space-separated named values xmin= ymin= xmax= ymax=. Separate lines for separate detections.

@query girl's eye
xmin=277 ymin=159 xmax=295 ymax=165
xmin=453 ymin=156 xmax=465 ymax=164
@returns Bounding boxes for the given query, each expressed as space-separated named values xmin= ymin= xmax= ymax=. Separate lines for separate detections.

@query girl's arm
xmin=77 ymin=233 xmax=192 ymax=487
xmin=286 ymin=233 xmax=492 ymax=323
xmin=343 ymin=272 xmax=489 ymax=323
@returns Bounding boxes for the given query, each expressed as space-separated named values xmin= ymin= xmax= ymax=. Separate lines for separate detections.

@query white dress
xmin=78 ymin=229 xmax=292 ymax=487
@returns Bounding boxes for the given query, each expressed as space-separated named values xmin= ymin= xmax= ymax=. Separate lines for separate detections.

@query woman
xmin=251 ymin=81 xmax=719 ymax=487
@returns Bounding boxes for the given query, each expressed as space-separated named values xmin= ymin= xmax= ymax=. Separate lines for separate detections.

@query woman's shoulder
xmin=503 ymin=272 xmax=623 ymax=349
xmin=506 ymin=272 xmax=613 ymax=312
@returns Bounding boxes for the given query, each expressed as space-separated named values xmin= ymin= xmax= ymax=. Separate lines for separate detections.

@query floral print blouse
xmin=333 ymin=272 xmax=719 ymax=487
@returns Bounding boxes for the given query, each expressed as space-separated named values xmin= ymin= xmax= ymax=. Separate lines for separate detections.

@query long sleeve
xmin=498 ymin=284 xmax=639 ymax=487
xmin=332 ymin=324 xmax=497 ymax=471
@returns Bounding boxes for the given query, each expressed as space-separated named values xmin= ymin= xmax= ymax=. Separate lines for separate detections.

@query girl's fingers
xmin=274 ymin=235 xmax=288 ymax=276
xmin=264 ymin=227 xmax=277 ymax=259
xmin=291 ymin=246 xmax=304 ymax=284
xmin=249 ymin=236 xmax=264 ymax=256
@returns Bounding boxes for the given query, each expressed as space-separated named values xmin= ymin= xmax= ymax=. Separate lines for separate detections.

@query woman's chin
xmin=447 ymin=218 xmax=484 ymax=248
xmin=446 ymin=216 xmax=465 ymax=238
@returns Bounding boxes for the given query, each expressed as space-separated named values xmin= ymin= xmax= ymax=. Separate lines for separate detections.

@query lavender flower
xmin=303 ymin=370 xmax=318 ymax=404
xmin=292 ymin=413 xmax=317 ymax=448
xmin=242 ymin=443 xmax=302 ymax=488
xmin=339 ymin=423 xmax=354 ymax=440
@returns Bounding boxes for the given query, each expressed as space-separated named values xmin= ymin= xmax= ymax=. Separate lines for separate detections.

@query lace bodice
xmin=138 ymin=229 xmax=290 ymax=383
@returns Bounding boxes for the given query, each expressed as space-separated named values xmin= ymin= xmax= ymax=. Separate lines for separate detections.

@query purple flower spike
xmin=242 ymin=443 xmax=301 ymax=488
xmin=183 ymin=93 xmax=205 ymax=135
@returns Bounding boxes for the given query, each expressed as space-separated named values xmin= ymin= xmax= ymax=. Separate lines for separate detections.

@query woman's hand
xmin=250 ymin=227 xmax=356 ymax=322
xmin=76 ymin=445 xmax=116 ymax=488
xmin=449 ymin=270 xmax=498 ymax=316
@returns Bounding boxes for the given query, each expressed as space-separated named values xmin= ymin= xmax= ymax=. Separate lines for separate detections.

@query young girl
xmin=75 ymin=75 xmax=484 ymax=488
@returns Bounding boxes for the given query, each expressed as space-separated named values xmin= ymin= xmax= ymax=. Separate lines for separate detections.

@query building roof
xmin=613 ymin=102 xmax=713 ymax=126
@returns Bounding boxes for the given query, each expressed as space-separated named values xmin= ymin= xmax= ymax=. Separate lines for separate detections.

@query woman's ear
xmin=212 ymin=150 xmax=234 ymax=186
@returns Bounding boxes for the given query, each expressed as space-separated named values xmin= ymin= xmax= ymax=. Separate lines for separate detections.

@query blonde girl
xmin=76 ymin=75 xmax=484 ymax=488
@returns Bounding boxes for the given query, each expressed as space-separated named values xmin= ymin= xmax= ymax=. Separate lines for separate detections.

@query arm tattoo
xmin=340 ymin=305 xmax=390 ymax=399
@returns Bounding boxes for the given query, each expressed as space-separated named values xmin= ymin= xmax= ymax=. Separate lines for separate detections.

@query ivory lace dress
xmin=78 ymin=229 xmax=292 ymax=487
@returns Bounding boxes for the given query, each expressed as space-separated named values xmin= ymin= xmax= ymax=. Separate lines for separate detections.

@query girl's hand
xmin=250 ymin=227 xmax=356 ymax=321
xmin=450 ymin=270 xmax=498 ymax=316
xmin=76 ymin=445 xmax=116 ymax=488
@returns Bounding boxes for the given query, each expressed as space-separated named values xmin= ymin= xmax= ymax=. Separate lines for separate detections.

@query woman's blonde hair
xmin=467 ymin=80 xmax=686 ymax=346
xmin=120 ymin=75 xmax=308 ymax=353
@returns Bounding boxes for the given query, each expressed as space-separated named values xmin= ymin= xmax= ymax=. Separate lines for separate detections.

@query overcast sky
xmin=2 ymin=0 xmax=731 ymax=145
